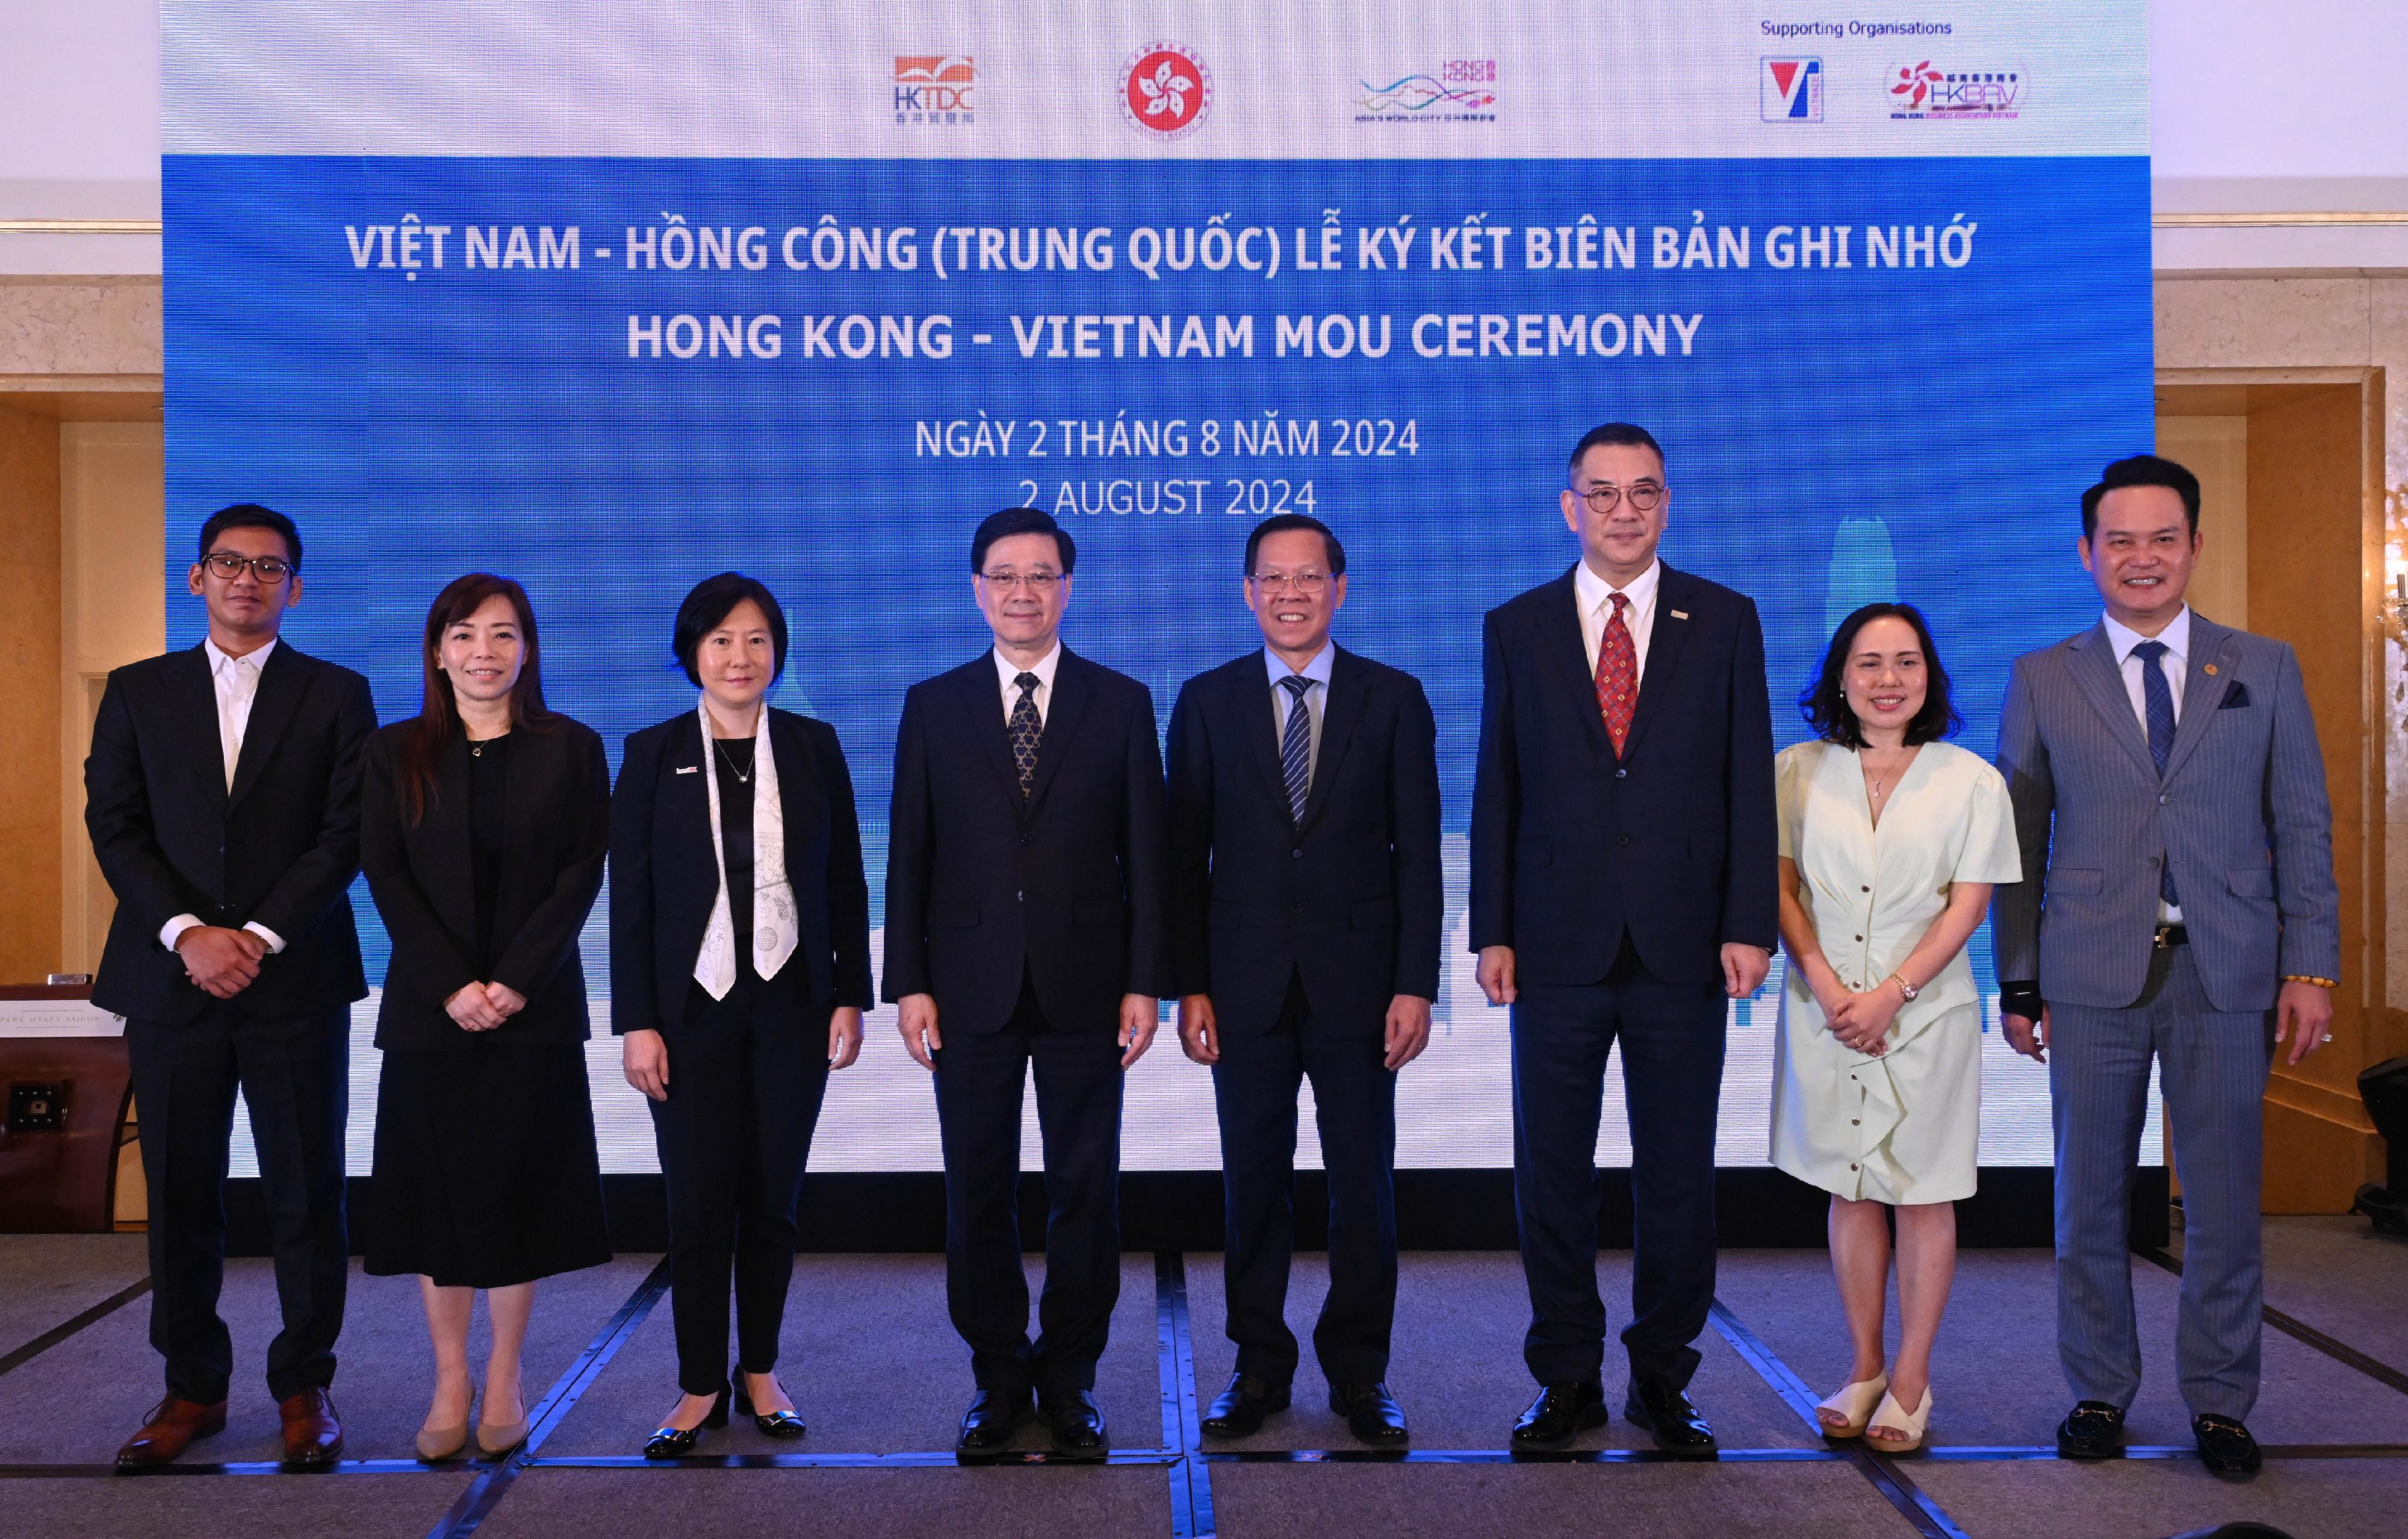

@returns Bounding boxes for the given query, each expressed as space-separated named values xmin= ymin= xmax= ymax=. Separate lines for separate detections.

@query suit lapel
xmin=228 ymin=642 xmax=308 ymax=812
xmin=767 ymin=710 xmax=827 ymax=852
xmin=164 ymin=645 xmax=228 ymax=809
xmin=1234 ymin=656 xmax=1291 ymax=815
xmin=1023 ymin=648 xmax=1092 ymax=818
xmin=2067 ymin=624 xmax=2159 ymax=780
xmin=1616 ymin=565 xmax=1693 ymax=763
xmin=1297 ymin=648 xmax=1367 ymax=833
xmin=2162 ymin=617 xmax=2241 ymax=783
xmin=954 ymin=657 xmax=1024 ymax=811
xmin=1538 ymin=568 xmax=1611 ymax=759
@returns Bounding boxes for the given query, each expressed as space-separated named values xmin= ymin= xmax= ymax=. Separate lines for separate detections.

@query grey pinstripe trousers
xmin=2049 ymin=945 xmax=2274 ymax=1422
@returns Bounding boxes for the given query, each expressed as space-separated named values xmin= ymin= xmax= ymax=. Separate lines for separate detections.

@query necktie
xmin=221 ymin=654 xmax=259 ymax=791
xmin=1008 ymin=671 xmax=1043 ymax=799
xmin=2132 ymin=639 xmax=2179 ymax=906
xmin=1278 ymin=674 xmax=1313 ymax=821
xmin=1595 ymin=591 xmax=1636 ymax=756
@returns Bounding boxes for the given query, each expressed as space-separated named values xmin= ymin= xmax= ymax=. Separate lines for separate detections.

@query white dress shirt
xmin=2100 ymin=605 xmax=2191 ymax=921
xmin=1574 ymin=557 xmax=1662 ymax=685
xmin=1265 ymin=642 xmax=1336 ymax=785
xmin=159 ymin=637 xmax=288 ymax=956
xmin=992 ymin=642 xmax=1063 ymax=729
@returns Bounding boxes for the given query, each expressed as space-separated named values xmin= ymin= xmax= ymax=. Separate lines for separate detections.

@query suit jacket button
xmin=1291 ymin=848 xmax=1303 ymax=860
xmin=1016 ymin=890 xmax=1023 ymax=902
xmin=2158 ymin=795 xmax=2170 ymax=806
xmin=1290 ymin=903 xmax=1304 ymax=914
xmin=1616 ymin=833 xmax=1631 ymax=846
xmin=1615 ymin=768 xmax=1627 ymax=780
xmin=1020 ymin=833 xmax=1033 ymax=845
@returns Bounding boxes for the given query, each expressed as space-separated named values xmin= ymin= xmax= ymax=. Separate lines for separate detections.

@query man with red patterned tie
xmin=1470 ymin=423 xmax=1777 ymax=1455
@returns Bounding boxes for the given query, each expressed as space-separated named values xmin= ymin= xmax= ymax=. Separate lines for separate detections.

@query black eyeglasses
xmin=1575 ymin=482 xmax=1665 ymax=514
xmin=200 ymin=552 xmax=294 ymax=583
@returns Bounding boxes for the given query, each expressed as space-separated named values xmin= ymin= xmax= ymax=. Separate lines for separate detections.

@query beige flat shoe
xmin=1814 ymin=1372 xmax=1889 ymax=1438
xmin=1866 ymin=1385 xmax=1932 ymax=1454
xmin=476 ymin=1377 xmax=529 ymax=1458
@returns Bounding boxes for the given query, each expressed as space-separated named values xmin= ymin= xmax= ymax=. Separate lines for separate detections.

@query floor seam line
xmin=2135 ymin=1243 xmax=2408 ymax=1399
xmin=1156 ymin=1250 xmax=1216 ymax=1539
xmin=0 ymin=1277 xmax=152 ymax=1381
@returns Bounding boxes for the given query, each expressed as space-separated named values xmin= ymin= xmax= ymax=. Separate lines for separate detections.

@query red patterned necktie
xmin=1595 ymin=591 xmax=1636 ymax=755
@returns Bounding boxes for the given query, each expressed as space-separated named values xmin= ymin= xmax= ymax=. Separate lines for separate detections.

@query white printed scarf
xmin=694 ymin=697 xmax=799 ymax=998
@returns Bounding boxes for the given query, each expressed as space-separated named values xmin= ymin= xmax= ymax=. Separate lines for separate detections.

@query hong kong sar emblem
xmin=1120 ymin=42 xmax=1212 ymax=140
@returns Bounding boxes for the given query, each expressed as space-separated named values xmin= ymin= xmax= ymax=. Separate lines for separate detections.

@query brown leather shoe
xmin=278 ymin=1387 xmax=344 ymax=1464
xmin=116 ymin=1397 xmax=228 ymax=1467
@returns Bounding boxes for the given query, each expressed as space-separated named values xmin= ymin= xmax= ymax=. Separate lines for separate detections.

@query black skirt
xmin=365 ymin=1038 xmax=612 ymax=1288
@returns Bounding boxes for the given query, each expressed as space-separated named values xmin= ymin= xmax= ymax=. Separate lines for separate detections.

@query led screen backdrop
xmin=163 ymin=2 xmax=2157 ymax=1174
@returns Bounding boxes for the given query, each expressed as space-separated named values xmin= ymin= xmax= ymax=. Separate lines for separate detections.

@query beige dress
xmin=1769 ymin=739 xmax=2022 ymax=1204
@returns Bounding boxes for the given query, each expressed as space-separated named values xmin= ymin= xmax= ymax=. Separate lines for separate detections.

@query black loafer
xmin=732 ymin=1382 xmax=807 ymax=1440
xmin=955 ymin=1388 xmax=1035 ymax=1457
xmin=1330 ymin=1382 xmax=1409 ymax=1446
xmin=1041 ymin=1389 xmax=1107 ymax=1458
xmin=1510 ymin=1380 xmax=1608 ymax=1451
xmin=2193 ymin=1414 xmax=2262 ymax=1479
xmin=2055 ymin=1400 xmax=2126 ymax=1460
xmin=1624 ymin=1377 xmax=1717 ymax=1459
xmin=1201 ymin=1373 xmax=1289 ymax=1438
xmin=642 ymin=1386 xmax=729 ymax=1458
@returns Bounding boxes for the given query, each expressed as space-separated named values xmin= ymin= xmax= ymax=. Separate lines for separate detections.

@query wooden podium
xmin=0 ymin=985 xmax=135 ymax=1233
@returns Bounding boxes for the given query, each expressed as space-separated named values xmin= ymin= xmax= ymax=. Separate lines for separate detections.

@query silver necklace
xmin=713 ymin=736 xmax=754 ymax=784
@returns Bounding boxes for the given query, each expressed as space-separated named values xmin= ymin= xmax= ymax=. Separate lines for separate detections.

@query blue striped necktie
xmin=1278 ymin=674 xmax=1312 ymax=821
xmin=2132 ymin=639 xmax=2179 ymax=906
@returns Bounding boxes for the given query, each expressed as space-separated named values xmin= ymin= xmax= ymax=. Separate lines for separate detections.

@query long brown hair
xmin=396 ymin=573 xmax=559 ymax=825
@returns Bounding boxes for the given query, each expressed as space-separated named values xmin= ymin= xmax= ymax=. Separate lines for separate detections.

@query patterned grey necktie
xmin=1008 ymin=671 xmax=1042 ymax=799
xmin=1279 ymin=674 xmax=1312 ymax=821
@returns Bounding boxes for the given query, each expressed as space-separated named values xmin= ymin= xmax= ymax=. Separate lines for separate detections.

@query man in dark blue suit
xmin=1167 ymin=515 xmax=1441 ymax=1447
xmin=885 ymin=508 xmax=1172 ymax=1458
xmin=1471 ymin=423 xmax=1777 ymax=1454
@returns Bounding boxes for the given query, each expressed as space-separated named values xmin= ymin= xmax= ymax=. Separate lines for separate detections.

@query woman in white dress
xmin=1770 ymin=603 xmax=2020 ymax=1453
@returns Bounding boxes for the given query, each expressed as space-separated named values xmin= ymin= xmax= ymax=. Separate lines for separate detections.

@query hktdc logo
xmin=895 ymin=56 xmax=975 ymax=125
xmin=1761 ymin=58 xmax=1822 ymax=122
xmin=1120 ymin=42 xmax=1212 ymax=139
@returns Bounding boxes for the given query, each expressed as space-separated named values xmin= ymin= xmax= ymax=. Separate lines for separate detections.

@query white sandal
xmin=1814 ymin=1372 xmax=1889 ymax=1437
xmin=1866 ymin=1385 xmax=1932 ymax=1453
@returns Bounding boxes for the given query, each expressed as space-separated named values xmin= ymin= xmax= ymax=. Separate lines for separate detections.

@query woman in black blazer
xmin=611 ymin=573 xmax=870 ymax=1457
xmin=361 ymin=573 xmax=612 ymax=1461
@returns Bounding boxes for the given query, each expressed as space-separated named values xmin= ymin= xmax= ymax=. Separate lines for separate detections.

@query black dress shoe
xmin=955 ymin=1388 xmax=1035 ymax=1457
xmin=2055 ymin=1400 xmax=2126 ymax=1460
xmin=642 ymin=1387 xmax=730 ymax=1458
xmin=1624 ymin=1377 xmax=1717 ymax=1459
xmin=1041 ymin=1389 xmax=1107 ymax=1458
xmin=732 ymin=1381 xmax=807 ymax=1440
xmin=2192 ymin=1414 xmax=2262 ymax=1478
xmin=1329 ymin=1382 xmax=1409 ymax=1446
xmin=1201 ymin=1373 xmax=1289 ymax=1438
xmin=1510 ymin=1380 xmax=1609 ymax=1450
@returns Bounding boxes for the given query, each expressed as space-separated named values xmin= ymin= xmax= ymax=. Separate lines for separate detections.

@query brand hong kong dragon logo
xmin=1890 ymin=60 xmax=1944 ymax=110
xmin=1120 ymin=42 xmax=1212 ymax=139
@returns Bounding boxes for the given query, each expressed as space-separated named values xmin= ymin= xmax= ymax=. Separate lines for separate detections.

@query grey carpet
xmin=1 ymin=1472 xmax=474 ymax=1538
xmin=474 ymin=1466 xmax=1167 ymax=1539
xmin=1914 ymin=1455 xmax=2408 ymax=1539
xmin=2186 ymin=1214 xmax=2408 ymax=1375
xmin=0 ymin=1255 xmax=656 ymax=1463
xmin=539 ymin=1255 xmax=1165 ymax=1456
xmin=0 ymin=1233 xmax=149 ymax=1361
xmin=1182 ymin=1251 xmax=1819 ymax=1450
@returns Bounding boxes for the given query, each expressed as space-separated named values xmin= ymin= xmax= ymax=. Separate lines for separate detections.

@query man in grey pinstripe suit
xmin=1991 ymin=454 xmax=2338 ymax=1480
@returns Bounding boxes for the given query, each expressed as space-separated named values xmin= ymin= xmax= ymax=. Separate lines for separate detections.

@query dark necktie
xmin=1008 ymin=671 xmax=1042 ymax=800
xmin=1595 ymin=591 xmax=1636 ymax=755
xmin=1278 ymin=674 xmax=1312 ymax=821
xmin=2132 ymin=639 xmax=2179 ymax=906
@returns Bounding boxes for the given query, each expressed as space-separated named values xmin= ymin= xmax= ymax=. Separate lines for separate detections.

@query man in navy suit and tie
xmin=885 ymin=508 xmax=1172 ymax=1458
xmin=1472 ymin=423 xmax=1777 ymax=1454
xmin=1167 ymin=515 xmax=1442 ymax=1446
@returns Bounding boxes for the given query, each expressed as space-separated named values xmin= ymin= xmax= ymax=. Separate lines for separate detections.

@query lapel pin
xmin=675 ymin=765 xmax=700 ymax=774
xmin=2203 ymin=664 xmax=2218 ymax=676
xmin=1669 ymin=609 xmax=1690 ymax=620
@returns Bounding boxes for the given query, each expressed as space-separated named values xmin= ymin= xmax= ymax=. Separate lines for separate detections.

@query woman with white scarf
xmin=610 ymin=574 xmax=870 ymax=1457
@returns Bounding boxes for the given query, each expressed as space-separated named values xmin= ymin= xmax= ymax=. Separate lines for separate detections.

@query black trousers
xmin=931 ymin=971 xmax=1123 ymax=1398
xmin=1510 ymin=944 xmax=1726 ymax=1388
xmin=125 ymin=1001 xmax=350 ymax=1404
xmin=1212 ymin=972 xmax=1398 ymax=1387
xmin=647 ymin=983 xmax=832 ymax=1396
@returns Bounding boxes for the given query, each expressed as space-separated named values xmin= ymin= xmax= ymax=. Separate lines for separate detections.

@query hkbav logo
xmin=1761 ymin=58 xmax=1822 ymax=122
xmin=895 ymin=56 xmax=975 ymax=126
xmin=1120 ymin=42 xmax=1212 ymax=140
xmin=1888 ymin=61 xmax=2026 ymax=119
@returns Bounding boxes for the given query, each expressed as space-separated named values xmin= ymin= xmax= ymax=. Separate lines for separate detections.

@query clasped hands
xmin=444 ymin=979 xmax=530 ymax=1032
xmin=1816 ymin=980 xmax=1901 ymax=1057
xmin=173 ymin=924 xmax=265 ymax=998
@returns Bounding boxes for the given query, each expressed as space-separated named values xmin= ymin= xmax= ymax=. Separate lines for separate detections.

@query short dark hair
xmin=970 ymin=508 xmax=1076 ymax=574
xmin=196 ymin=503 xmax=302 ymax=567
xmin=671 ymin=572 xmax=789 ymax=687
xmin=1566 ymin=422 xmax=1666 ymax=479
xmin=2082 ymin=454 xmax=2201 ymax=539
xmin=1243 ymin=514 xmax=1345 ymax=577
xmin=1799 ymin=602 xmax=1961 ymax=750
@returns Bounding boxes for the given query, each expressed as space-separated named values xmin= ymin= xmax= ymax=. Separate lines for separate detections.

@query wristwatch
xmin=1888 ymin=973 xmax=1920 ymax=1003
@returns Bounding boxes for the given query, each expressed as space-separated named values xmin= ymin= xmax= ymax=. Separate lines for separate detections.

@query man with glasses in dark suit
xmin=87 ymin=504 xmax=376 ymax=1466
